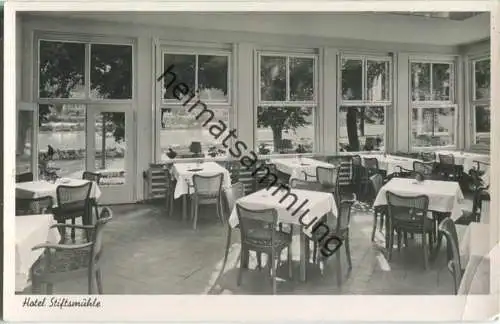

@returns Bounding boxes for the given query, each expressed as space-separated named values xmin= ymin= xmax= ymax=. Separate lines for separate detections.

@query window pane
xmin=474 ymin=105 xmax=490 ymax=145
xmin=342 ymin=59 xmax=363 ymax=100
xmin=256 ymin=106 xmax=314 ymax=154
xmin=411 ymin=62 xmax=430 ymax=101
xmin=38 ymin=104 xmax=86 ymax=179
xmin=90 ymin=44 xmax=133 ymax=99
xmin=338 ymin=106 xmax=385 ymax=152
xmin=17 ymin=111 xmax=33 ymax=174
xmin=432 ymin=63 xmax=451 ymax=101
xmin=159 ymin=108 xmax=230 ymax=160
xmin=290 ymin=57 xmax=314 ymax=101
xmin=411 ymin=107 xmax=455 ymax=147
xmin=474 ymin=59 xmax=490 ymax=100
xmin=260 ymin=56 xmax=286 ymax=101
xmin=198 ymin=55 xmax=228 ymax=102
xmin=163 ymin=54 xmax=196 ymax=100
xmin=94 ymin=112 xmax=127 ymax=185
xmin=39 ymin=41 xmax=85 ymax=99
xmin=367 ymin=60 xmax=389 ymax=101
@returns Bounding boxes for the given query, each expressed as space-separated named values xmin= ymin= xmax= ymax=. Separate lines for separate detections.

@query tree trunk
xmin=359 ymin=107 xmax=365 ymax=136
xmin=271 ymin=126 xmax=283 ymax=153
xmin=346 ymin=109 xmax=360 ymax=151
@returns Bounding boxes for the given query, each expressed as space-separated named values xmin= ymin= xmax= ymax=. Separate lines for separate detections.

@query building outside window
xmin=410 ymin=58 xmax=457 ymax=149
xmin=158 ymin=47 xmax=231 ymax=160
xmin=256 ymin=52 xmax=317 ymax=155
xmin=338 ymin=55 xmax=391 ymax=152
xmin=471 ymin=57 xmax=490 ymax=147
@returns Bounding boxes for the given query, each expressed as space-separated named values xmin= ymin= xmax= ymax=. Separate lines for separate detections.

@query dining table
xmin=435 ymin=150 xmax=490 ymax=173
xmin=271 ymin=157 xmax=337 ymax=181
xmin=171 ymin=161 xmax=232 ymax=220
xmin=228 ymin=187 xmax=337 ymax=282
xmin=361 ymin=154 xmax=422 ymax=175
xmin=15 ymin=214 xmax=61 ymax=292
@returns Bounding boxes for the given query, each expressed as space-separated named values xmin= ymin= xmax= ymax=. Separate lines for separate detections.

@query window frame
xmin=337 ymin=53 xmax=393 ymax=153
xmin=470 ymin=56 xmax=490 ymax=149
xmin=255 ymin=50 xmax=319 ymax=155
xmin=409 ymin=56 xmax=458 ymax=150
xmin=155 ymin=41 xmax=234 ymax=162
xmin=16 ymin=102 xmax=38 ymax=176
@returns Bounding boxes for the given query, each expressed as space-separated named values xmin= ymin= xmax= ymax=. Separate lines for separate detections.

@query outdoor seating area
xmin=13 ymin=11 xmax=493 ymax=296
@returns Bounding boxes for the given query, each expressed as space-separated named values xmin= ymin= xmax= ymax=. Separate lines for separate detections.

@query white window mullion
xmin=194 ymin=54 xmax=199 ymax=94
xmin=429 ymin=63 xmax=433 ymax=101
xmin=362 ymin=58 xmax=366 ymax=101
xmin=286 ymin=56 xmax=290 ymax=102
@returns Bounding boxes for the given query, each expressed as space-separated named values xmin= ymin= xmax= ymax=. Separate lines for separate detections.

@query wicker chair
xmin=16 ymin=172 xmax=34 ymax=183
xmin=82 ymin=172 xmax=102 ymax=221
xmin=386 ymin=191 xmax=434 ymax=269
xmin=316 ymin=166 xmax=338 ymax=192
xmin=369 ymin=174 xmax=385 ymax=242
xmin=438 ymin=218 xmax=462 ymax=294
xmin=363 ymin=157 xmax=380 ymax=177
xmin=16 ymin=196 xmax=54 ymax=215
xmin=413 ymin=161 xmax=435 ymax=179
xmin=190 ymin=173 xmax=224 ymax=230
xmin=235 ymin=203 xmax=292 ymax=294
xmin=31 ymin=207 xmax=113 ymax=294
xmin=54 ymin=182 xmax=92 ymax=242
xmin=290 ymin=178 xmax=324 ymax=191
xmin=420 ymin=151 xmax=436 ymax=162
xmin=438 ymin=154 xmax=460 ymax=181
xmin=164 ymin=166 xmax=176 ymax=218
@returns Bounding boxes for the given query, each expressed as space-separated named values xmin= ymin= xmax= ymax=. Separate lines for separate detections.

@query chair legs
xmin=96 ymin=269 xmax=103 ymax=294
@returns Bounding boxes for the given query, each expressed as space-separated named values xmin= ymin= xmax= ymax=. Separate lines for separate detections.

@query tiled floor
xmin=19 ymin=196 xmax=479 ymax=295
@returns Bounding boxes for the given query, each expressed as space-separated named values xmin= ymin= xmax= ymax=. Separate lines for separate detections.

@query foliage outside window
xmin=17 ymin=109 xmax=34 ymax=174
xmin=159 ymin=49 xmax=231 ymax=160
xmin=339 ymin=56 xmax=390 ymax=152
xmin=410 ymin=60 xmax=456 ymax=148
xmin=256 ymin=54 xmax=316 ymax=155
xmin=35 ymin=39 xmax=132 ymax=183
xmin=472 ymin=58 xmax=490 ymax=146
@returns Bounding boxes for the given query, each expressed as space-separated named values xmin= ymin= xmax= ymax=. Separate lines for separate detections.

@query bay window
xmin=471 ymin=57 xmax=490 ymax=147
xmin=256 ymin=53 xmax=317 ymax=155
xmin=158 ymin=45 xmax=231 ymax=160
xmin=339 ymin=55 xmax=391 ymax=152
xmin=410 ymin=59 xmax=457 ymax=149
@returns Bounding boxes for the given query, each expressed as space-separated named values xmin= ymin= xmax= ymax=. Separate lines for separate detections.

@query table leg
xmin=300 ymin=228 xmax=306 ymax=282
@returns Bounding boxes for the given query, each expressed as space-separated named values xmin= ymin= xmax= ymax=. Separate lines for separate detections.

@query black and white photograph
xmin=3 ymin=0 xmax=499 ymax=322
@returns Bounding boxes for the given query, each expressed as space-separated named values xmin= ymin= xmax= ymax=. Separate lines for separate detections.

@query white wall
xmin=18 ymin=13 xmax=486 ymax=201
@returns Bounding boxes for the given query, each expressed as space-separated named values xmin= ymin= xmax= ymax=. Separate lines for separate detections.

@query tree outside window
xmin=472 ymin=58 xmax=490 ymax=146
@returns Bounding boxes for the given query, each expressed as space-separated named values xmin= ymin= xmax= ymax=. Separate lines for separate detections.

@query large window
xmin=158 ymin=45 xmax=232 ymax=160
xmin=256 ymin=53 xmax=317 ymax=155
xmin=472 ymin=57 xmax=490 ymax=146
xmin=33 ymin=38 xmax=133 ymax=181
xmin=339 ymin=55 xmax=391 ymax=152
xmin=410 ymin=59 xmax=456 ymax=148
xmin=16 ymin=106 xmax=35 ymax=175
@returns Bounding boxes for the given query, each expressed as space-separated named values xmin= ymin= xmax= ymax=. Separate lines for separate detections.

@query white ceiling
xmin=25 ymin=11 xmax=490 ymax=46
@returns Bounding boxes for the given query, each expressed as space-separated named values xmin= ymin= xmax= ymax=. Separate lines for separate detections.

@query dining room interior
xmin=13 ymin=10 xmax=495 ymax=296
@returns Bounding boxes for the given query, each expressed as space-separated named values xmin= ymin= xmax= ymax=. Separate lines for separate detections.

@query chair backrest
xmin=223 ymin=182 xmax=245 ymax=222
xmin=337 ymin=161 xmax=352 ymax=187
xmin=16 ymin=196 xmax=54 ymax=215
xmin=82 ymin=171 xmax=102 ymax=185
xmin=56 ymin=182 xmax=92 ymax=211
xmin=364 ymin=157 xmax=379 ymax=171
xmin=351 ymin=155 xmax=362 ymax=166
xmin=316 ymin=166 xmax=338 ymax=187
xmin=438 ymin=218 xmax=462 ymax=294
xmin=91 ymin=207 xmax=113 ymax=265
xmin=370 ymin=173 xmax=384 ymax=196
xmin=385 ymin=191 xmax=429 ymax=226
xmin=438 ymin=154 xmax=455 ymax=165
xmin=16 ymin=172 xmax=34 ymax=183
xmin=420 ymin=151 xmax=436 ymax=162
xmin=192 ymin=173 xmax=223 ymax=196
xmin=413 ymin=161 xmax=434 ymax=176
xmin=236 ymin=203 xmax=279 ymax=247
xmin=290 ymin=178 xmax=323 ymax=191
xmin=335 ymin=200 xmax=355 ymax=233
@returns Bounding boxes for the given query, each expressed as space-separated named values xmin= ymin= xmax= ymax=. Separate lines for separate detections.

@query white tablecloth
xmin=271 ymin=157 xmax=336 ymax=180
xmin=228 ymin=187 xmax=337 ymax=236
xmin=362 ymin=154 xmax=421 ymax=175
xmin=172 ymin=162 xmax=231 ymax=199
xmin=16 ymin=179 xmax=101 ymax=206
xmin=436 ymin=150 xmax=490 ymax=172
xmin=15 ymin=214 xmax=61 ymax=292
xmin=373 ymin=178 xmax=464 ymax=221
xmin=457 ymin=223 xmax=492 ymax=295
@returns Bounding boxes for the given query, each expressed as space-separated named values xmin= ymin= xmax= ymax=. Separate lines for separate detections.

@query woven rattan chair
xmin=54 ymin=182 xmax=92 ymax=242
xmin=235 ymin=203 xmax=292 ymax=294
xmin=16 ymin=196 xmax=54 ymax=215
xmin=289 ymin=178 xmax=324 ymax=191
xmin=16 ymin=172 xmax=34 ymax=183
xmin=386 ymin=191 xmax=433 ymax=269
xmin=438 ymin=218 xmax=462 ymax=294
xmin=369 ymin=174 xmax=385 ymax=241
xmin=363 ymin=157 xmax=380 ymax=177
xmin=420 ymin=151 xmax=436 ymax=162
xmin=82 ymin=172 xmax=102 ymax=221
xmin=164 ymin=165 xmax=176 ymax=218
xmin=413 ymin=161 xmax=435 ymax=179
xmin=316 ymin=166 xmax=338 ymax=192
xmin=31 ymin=207 xmax=113 ymax=294
xmin=438 ymin=154 xmax=459 ymax=181
xmin=190 ymin=173 xmax=224 ymax=230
